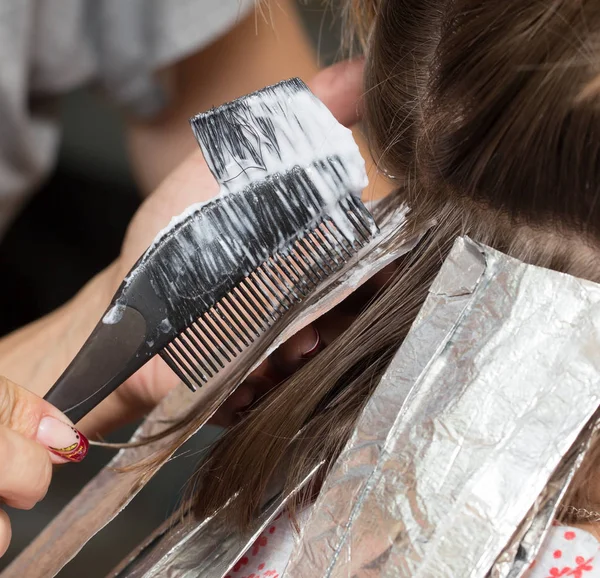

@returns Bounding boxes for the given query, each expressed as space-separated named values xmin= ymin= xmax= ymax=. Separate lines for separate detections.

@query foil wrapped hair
xmin=116 ymin=237 xmax=600 ymax=578
xmin=285 ymin=237 xmax=600 ymax=578
xmin=6 ymin=235 xmax=600 ymax=578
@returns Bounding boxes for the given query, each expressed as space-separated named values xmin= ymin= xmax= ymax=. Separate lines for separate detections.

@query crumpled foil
xmin=283 ymin=237 xmax=600 ymax=578
xmin=1 ymin=206 xmax=416 ymax=578
xmin=109 ymin=459 xmax=321 ymax=578
xmin=109 ymin=236 xmax=600 ymax=578
xmin=491 ymin=416 xmax=600 ymax=578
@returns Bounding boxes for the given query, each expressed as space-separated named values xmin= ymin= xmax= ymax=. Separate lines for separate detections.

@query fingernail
xmin=37 ymin=416 xmax=89 ymax=463
xmin=301 ymin=326 xmax=321 ymax=358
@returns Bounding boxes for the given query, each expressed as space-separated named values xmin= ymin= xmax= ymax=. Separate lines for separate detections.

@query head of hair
xmin=188 ymin=0 xmax=600 ymax=528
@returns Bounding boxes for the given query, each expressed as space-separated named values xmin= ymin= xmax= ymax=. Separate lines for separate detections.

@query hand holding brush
xmin=0 ymin=60 xmax=377 ymax=440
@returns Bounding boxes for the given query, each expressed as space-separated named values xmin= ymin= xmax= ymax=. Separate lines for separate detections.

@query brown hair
xmin=186 ymin=0 xmax=600 ymax=528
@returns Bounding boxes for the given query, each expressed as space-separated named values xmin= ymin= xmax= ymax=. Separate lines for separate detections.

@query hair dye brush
xmin=44 ymin=79 xmax=377 ymax=423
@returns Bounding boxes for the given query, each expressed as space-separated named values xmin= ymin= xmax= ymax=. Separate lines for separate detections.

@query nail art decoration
xmin=48 ymin=427 xmax=89 ymax=463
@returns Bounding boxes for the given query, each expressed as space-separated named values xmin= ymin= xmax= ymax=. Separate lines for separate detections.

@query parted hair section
xmin=363 ymin=0 xmax=600 ymax=234
xmin=190 ymin=0 xmax=600 ymax=529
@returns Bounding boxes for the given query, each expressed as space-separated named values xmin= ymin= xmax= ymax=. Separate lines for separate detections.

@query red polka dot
xmin=553 ymin=550 xmax=562 ymax=559
xmin=576 ymin=555 xmax=585 ymax=564
xmin=269 ymin=526 xmax=276 ymax=534
xmin=241 ymin=557 xmax=249 ymax=566
xmin=258 ymin=563 xmax=265 ymax=570
xmin=564 ymin=531 xmax=576 ymax=540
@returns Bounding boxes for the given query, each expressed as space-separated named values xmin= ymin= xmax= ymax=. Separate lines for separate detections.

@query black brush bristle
xmin=44 ymin=78 xmax=377 ymax=421
xmin=190 ymin=79 xmax=308 ymax=184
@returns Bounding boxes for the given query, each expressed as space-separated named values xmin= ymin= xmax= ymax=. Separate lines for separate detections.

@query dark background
xmin=0 ymin=5 xmax=340 ymax=576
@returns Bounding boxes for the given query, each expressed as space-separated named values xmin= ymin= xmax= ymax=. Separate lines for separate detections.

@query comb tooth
xmin=342 ymin=203 xmax=369 ymax=242
xmin=201 ymin=314 xmax=236 ymax=359
xmin=172 ymin=339 xmax=211 ymax=383
xmin=276 ymin=253 xmax=311 ymax=295
xmin=343 ymin=202 xmax=371 ymax=244
xmin=177 ymin=334 xmax=215 ymax=378
xmin=293 ymin=169 xmax=327 ymax=215
xmin=328 ymin=216 xmax=363 ymax=252
xmin=267 ymin=252 xmax=301 ymax=289
xmin=215 ymin=302 xmax=251 ymax=348
xmin=223 ymin=293 xmax=260 ymax=338
xmin=259 ymin=264 xmax=295 ymax=308
xmin=312 ymin=229 xmax=344 ymax=270
xmin=319 ymin=221 xmax=351 ymax=260
xmin=238 ymin=280 xmax=272 ymax=325
xmin=287 ymin=250 xmax=319 ymax=286
xmin=253 ymin=268 xmax=290 ymax=317
xmin=299 ymin=237 xmax=331 ymax=276
xmin=292 ymin=243 xmax=325 ymax=283
xmin=165 ymin=344 xmax=205 ymax=390
xmin=322 ymin=220 xmax=355 ymax=257
xmin=347 ymin=196 xmax=376 ymax=237
xmin=160 ymin=349 xmax=198 ymax=392
xmin=350 ymin=194 xmax=378 ymax=230
xmin=234 ymin=284 xmax=270 ymax=331
xmin=245 ymin=274 xmax=281 ymax=321
xmin=270 ymin=255 xmax=305 ymax=300
xmin=185 ymin=321 xmax=225 ymax=373
xmin=196 ymin=317 xmax=233 ymax=363
xmin=185 ymin=325 xmax=222 ymax=372
xmin=311 ymin=232 xmax=342 ymax=272
xmin=296 ymin=248 xmax=323 ymax=283
xmin=314 ymin=221 xmax=343 ymax=260
xmin=206 ymin=309 xmax=243 ymax=354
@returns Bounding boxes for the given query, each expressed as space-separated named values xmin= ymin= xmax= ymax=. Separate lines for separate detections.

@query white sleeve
xmin=30 ymin=0 xmax=255 ymax=115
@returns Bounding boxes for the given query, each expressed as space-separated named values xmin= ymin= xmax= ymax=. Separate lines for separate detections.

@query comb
xmin=44 ymin=78 xmax=377 ymax=423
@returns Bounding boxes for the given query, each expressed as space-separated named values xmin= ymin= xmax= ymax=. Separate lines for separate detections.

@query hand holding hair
xmin=0 ymin=376 xmax=87 ymax=557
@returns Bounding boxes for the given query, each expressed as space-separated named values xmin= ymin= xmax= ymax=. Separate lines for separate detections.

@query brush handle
xmin=44 ymin=306 xmax=150 ymax=423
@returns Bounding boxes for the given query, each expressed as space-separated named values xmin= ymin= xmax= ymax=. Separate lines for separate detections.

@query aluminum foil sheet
xmin=284 ymin=237 xmax=600 ymax=578
xmin=1 ymin=206 xmax=417 ymax=578
xmin=492 ymin=415 xmax=600 ymax=578
xmin=109 ymin=461 xmax=321 ymax=578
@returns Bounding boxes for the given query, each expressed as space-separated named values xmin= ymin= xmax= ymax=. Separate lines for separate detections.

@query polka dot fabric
xmin=225 ymin=511 xmax=309 ymax=578
xmin=228 ymin=518 xmax=600 ymax=577
xmin=527 ymin=525 xmax=600 ymax=578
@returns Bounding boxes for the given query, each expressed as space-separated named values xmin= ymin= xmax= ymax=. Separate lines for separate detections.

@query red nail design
xmin=48 ymin=427 xmax=89 ymax=463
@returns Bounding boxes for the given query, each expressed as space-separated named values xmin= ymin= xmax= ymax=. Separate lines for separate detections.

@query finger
xmin=271 ymin=325 xmax=321 ymax=375
xmin=208 ymin=357 xmax=280 ymax=426
xmin=243 ymin=375 xmax=277 ymax=402
xmin=0 ymin=509 xmax=11 ymax=558
xmin=0 ymin=425 xmax=52 ymax=510
xmin=308 ymin=59 xmax=366 ymax=127
xmin=0 ymin=376 xmax=88 ymax=464
xmin=314 ymin=313 xmax=356 ymax=348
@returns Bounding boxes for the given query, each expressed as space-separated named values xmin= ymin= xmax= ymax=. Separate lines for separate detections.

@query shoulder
xmin=528 ymin=525 xmax=600 ymax=577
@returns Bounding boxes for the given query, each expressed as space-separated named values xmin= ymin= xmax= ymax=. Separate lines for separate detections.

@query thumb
xmin=0 ymin=376 xmax=88 ymax=464
xmin=308 ymin=58 xmax=366 ymax=128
